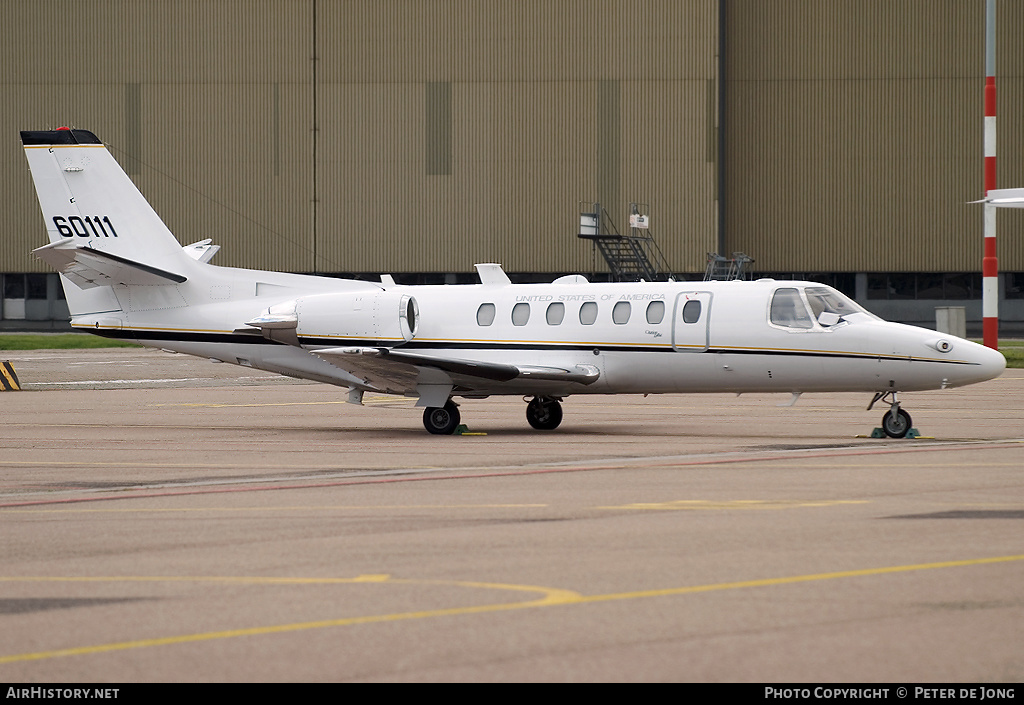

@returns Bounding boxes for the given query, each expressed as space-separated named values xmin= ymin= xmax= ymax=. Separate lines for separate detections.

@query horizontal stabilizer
xmin=33 ymin=240 xmax=187 ymax=289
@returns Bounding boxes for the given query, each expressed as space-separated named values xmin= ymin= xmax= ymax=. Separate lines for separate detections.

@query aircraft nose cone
xmin=979 ymin=344 xmax=1007 ymax=380
xmin=957 ymin=340 xmax=1006 ymax=385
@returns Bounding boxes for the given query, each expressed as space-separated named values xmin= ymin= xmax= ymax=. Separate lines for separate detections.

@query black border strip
xmin=21 ymin=129 xmax=102 ymax=145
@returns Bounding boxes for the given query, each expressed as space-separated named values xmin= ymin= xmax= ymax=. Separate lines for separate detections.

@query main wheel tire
xmin=423 ymin=401 xmax=460 ymax=435
xmin=526 ymin=397 xmax=562 ymax=430
xmin=881 ymin=408 xmax=912 ymax=438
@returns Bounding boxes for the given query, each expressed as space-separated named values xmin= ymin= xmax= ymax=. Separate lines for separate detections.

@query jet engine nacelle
xmin=249 ymin=290 xmax=419 ymax=346
xmin=295 ymin=290 xmax=419 ymax=344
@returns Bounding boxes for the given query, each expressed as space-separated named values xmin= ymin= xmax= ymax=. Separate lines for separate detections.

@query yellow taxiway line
xmin=2 ymin=553 xmax=1023 ymax=664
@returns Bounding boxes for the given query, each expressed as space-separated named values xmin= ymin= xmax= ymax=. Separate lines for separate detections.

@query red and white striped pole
xmin=983 ymin=0 xmax=998 ymax=349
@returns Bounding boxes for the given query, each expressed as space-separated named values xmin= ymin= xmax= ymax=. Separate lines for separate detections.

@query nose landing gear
xmin=868 ymin=391 xmax=913 ymax=439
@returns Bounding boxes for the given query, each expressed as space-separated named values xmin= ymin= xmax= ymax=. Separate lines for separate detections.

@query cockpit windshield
xmin=803 ymin=287 xmax=867 ymax=320
xmin=770 ymin=285 xmax=876 ymax=330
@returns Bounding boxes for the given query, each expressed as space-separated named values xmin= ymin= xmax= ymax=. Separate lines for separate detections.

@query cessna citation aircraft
xmin=21 ymin=128 xmax=1006 ymax=436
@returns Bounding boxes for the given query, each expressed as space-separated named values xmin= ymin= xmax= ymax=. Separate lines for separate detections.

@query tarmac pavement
xmin=0 ymin=347 xmax=1022 ymax=682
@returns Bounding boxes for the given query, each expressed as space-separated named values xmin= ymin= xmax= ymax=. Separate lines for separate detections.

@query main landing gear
xmin=867 ymin=391 xmax=912 ymax=439
xmin=423 ymin=399 xmax=461 ymax=435
xmin=422 ymin=396 xmax=565 ymax=434
xmin=525 ymin=396 xmax=563 ymax=430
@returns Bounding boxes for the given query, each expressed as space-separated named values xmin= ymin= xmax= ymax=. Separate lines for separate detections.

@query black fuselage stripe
xmin=77 ymin=328 xmax=979 ymax=366
xmin=82 ymin=328 xmax=277 ymax=346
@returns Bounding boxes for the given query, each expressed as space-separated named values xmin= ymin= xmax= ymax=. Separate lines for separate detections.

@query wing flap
xmin=313 ymin=346 xmax=600 ymax=396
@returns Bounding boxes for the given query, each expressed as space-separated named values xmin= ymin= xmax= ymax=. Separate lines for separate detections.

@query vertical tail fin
xmin=21 ymin=128 xmax=187 ymax=263
xmin=21 ymin=128 xmax=193 ymax=317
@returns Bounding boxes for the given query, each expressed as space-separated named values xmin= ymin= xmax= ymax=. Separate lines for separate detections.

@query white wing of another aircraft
xmin=20 ymin=128 xmax=1006 ymax=435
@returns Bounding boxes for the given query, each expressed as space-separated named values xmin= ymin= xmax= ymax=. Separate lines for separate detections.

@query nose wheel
xmin=880 ymin=407 xmax=912 ymax=438
xmin=868 ymin=391 xmax=913 ymax=439
xmin=526 ymin=396 xmax=563 ymax=430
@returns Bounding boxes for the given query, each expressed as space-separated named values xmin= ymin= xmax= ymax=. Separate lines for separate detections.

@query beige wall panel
xmin=318 ymin=75 xmax=716 ymax=275
xmin=723 ymin=0 xmax=1024 ymax=273
xmin=998 ymin=73 xmax=1024 ymax=271
xmin=11 ymin=0 xmax=1021 ymax=278
xmin=316 ymin=81 xmax=600 ymax=273
xmin=444 ymin=82 xmax=597 ymax=272
xmin=316 ymin=0 xmax=718 ymax=274
xmin=138 ymin=84 xmax=313 ymax=272
xmin=323 ymin=0 xmax=716 ymax=84
xmin=620 ymin=80 xmax=717 ymax=273
xmin=1 ymin=86 xmax=130 ymax=273
xmin=726 ymin=79 xmax=978 ymax=272
xmin=316 ymin=82 xmax=424 ymax=273
xmin=482 ymin=82 xmax=599 ymax=272
xmin=5 ymin=0 xmax=719 ymax=276
xmin=2 ymin=0 xmax=312 ymax=273
xmin=2 ymin=1 xmax=309 ymax=84
xmin=4 ymin=84 xmax=312 ymax=274
xmin=726 ymin=0 xmax=977 ymax=82
xmin=995 ymin=1 xmax=1024 ymax=271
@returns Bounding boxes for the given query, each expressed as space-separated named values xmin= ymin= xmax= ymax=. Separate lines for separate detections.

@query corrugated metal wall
xmin=0 ymin=0 xmax=720 ymax=274
xmin=7 ymin=1 xmax=1018 ymax=278
xmin=1 ymin=0 xmax=314 ymax=274
xmin=316 ymin=0 xmax=718 ymax=274
xmin=722 ymin=0 xmax=1024 ymax=273
xmin=1 ymin=0 xmax=718 ymax=276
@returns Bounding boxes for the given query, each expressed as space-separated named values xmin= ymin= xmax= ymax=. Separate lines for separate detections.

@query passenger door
xmin=671 ymin=291 xmax=712 ymax=352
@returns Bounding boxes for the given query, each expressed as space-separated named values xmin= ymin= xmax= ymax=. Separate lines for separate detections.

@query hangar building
xmin=2 ymin=1 xmax=1023 ymax=332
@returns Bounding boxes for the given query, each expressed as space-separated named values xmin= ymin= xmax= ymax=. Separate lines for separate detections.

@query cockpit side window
xmin=770 ymin=288 xmax=814 ymax=329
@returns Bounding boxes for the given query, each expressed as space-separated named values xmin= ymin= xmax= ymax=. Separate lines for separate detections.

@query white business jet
xmin=21 ymin=128 xmax=1006 ymax=436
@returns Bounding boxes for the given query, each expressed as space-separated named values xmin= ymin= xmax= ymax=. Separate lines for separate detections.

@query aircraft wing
xmin=313 ymin=346 xmax=600 ymax=403
xmin=33 ymin=240 xmax=187 ymax=289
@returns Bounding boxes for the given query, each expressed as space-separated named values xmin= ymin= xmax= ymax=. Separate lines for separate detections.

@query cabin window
xmin=546 ymin=302 xmax=565 ymax=325
xmin=512 ymin=302 xmax=530 ymax=326
xmin=476 ymin=303 xmax=496 ymax=326
xmin=770 ymin=288 xmax=814 ymax=329
xmin=579 ymin=301 xmax=598 ymax=325
xmin=612 ymin=301 xmax=631 ymax=324
xmin=646 ymin=300 xmax=665 ymax=324
xmin=682 ymin=300 xmax=702 ymax=324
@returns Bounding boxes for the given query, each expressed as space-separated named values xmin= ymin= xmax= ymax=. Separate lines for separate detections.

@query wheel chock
xmin=0 ymin=361 xmax=21 ymax=391
xmin=454 ymin=425 xmax=487 ymax=436
xmin=867 ymin=427 xmax=926 ymax=439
